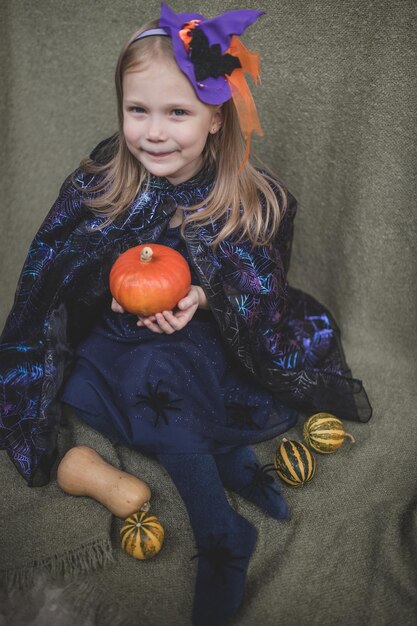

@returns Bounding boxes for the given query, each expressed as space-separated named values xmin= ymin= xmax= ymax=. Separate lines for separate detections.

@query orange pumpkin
xmin=110 ymin=243 xmax=191 ymax=316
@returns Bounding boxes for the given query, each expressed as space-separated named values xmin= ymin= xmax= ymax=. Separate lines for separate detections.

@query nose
xmin=146 ymin=115 xmax=167 ymax=142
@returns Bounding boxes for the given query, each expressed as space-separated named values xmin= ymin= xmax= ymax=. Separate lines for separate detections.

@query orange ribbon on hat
xmin=179 ymin=20 xmax=201 ymax=47
xmin=179 ymin=24 xmax=263 ymax=170
xmin=225 ymin=36 xmax=264 ymax=170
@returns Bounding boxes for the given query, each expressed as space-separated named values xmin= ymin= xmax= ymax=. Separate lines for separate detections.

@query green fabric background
xmin=1 ymin=1 xmax=416 ymax=624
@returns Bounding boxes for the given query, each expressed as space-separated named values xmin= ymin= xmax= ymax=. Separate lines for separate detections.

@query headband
xmin=131 ymin=2 xmax=264 ymax=168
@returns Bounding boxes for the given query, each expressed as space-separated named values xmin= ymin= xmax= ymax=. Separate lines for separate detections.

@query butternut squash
xmin=57 ymin=446 xmax=151 ymax=518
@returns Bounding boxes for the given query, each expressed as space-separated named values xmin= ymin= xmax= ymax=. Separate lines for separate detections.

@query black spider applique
xmin=190 ymin=533 xmax=246 ymax=584
xmin=238 ymin=463 xmax=281 ymax=502
xmin=189 ymin=28 xmax=241 ymax=81
xmin=135 ymin=379 xmax=182 ymax=427
xmin=226 ymin=402 xmax=262 ymax=430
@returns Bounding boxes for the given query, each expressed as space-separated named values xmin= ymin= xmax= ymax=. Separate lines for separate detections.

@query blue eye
xmin=172 ymin=109 xmax=187 ymax=116
xmin=130 ymin=106 xmax=145 ymax=113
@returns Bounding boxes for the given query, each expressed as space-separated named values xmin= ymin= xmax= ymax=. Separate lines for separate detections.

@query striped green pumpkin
xmin=120 ymin=511 xmax=164 ymax=560
xmin=274 ymin=438 xmax=316 ymax=486
xmin=303 ymin=413 xmax=355 ymax=454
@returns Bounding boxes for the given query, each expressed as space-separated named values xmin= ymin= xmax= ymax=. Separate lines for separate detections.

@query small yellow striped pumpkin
xmin=303 ymin=413 xmax=355 ymax=454
xmin=120 ymin=511 xmax=164 ymax=560
xmin=274 ymin=438 xmax=316 ymax=486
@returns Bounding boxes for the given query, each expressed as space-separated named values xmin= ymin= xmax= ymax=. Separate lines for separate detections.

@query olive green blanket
xmin=1 ymin=0 xmax=416 ymax=624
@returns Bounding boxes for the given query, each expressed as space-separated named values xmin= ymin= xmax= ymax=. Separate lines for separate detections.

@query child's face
xmin=123 ymin=57 xmax=222 ymax=185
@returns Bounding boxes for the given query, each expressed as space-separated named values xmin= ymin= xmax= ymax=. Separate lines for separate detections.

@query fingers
xmin=136 ymin=314 xmax=157 ymax=329
xmin=137 ymin=315 xmax=156 ymax=324
xmin=140 ymin=318 xmax=164 ymax=333
xmin=177 ymin=286 xmax=200 ymax=310
xmin=136 ymin=311 xmax=184 ymax=334
xmin=136 ymin=313 xmax=176 ymax=334
xmin=111 ymin=298 xmax=125 ymax=313
xmin=153 ymin=311 xmax=182 ymax=334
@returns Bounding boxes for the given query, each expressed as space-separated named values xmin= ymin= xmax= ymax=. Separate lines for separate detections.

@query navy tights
xmin=157 ymin=445 xmax=289 ymax=625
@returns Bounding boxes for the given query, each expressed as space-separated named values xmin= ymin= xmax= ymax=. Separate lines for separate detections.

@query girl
xmin=0 ymin=3 xmax=372 ymax=625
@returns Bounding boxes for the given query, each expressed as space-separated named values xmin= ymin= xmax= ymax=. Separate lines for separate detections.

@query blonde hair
xmin=77 ymin=20 xmax=288 ymax=247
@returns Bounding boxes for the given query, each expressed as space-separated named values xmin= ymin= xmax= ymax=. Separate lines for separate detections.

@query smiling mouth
xmin=143 ymin=150 xmax=175 ymax=158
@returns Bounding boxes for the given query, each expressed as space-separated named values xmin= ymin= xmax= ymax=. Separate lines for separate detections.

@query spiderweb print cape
xmin=0 ymin=138 xmax=372 ymax=486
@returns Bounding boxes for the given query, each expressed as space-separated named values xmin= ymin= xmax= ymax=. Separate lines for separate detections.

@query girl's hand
xmin=111 ymin=297 xmax=125 ymax=313
xmin=136 ymin=286 xmax=207 ymax=334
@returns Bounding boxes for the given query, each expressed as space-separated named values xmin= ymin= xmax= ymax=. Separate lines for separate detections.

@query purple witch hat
xmin=158 ymin=2 xmax=264 ymax=105
xmin=131 ymin=2 xmax=265 ymax=166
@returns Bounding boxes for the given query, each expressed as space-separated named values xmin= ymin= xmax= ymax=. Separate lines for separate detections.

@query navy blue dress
xmin=60 ymin=223 xmax=298 ymax=454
